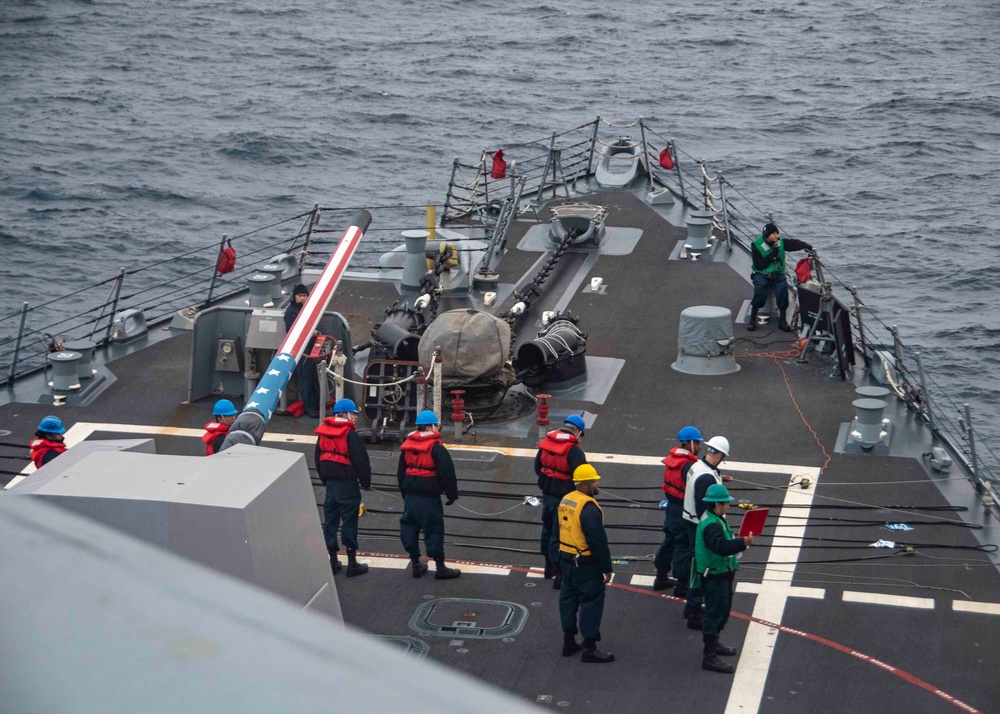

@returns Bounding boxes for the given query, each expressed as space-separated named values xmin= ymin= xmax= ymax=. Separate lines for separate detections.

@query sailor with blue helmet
xmin=30 ymin=415 xmax=67 ymax=468
xmin=651 ymin=426 xmax=703 ymax=593
xmin=397 ymin=409 xmax=461 ymax=580
xmin=314 ymin=398 xmax=372 ymax=577
xmin=201 ymin=399 xmax=238 ymax=456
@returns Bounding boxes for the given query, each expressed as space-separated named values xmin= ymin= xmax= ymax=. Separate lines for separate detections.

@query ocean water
xmin=1 ymin=0 xmax=998 ymax=449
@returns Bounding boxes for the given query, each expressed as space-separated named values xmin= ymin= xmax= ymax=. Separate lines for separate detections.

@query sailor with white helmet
xmin=314 ymin=398 xmax=372 ymax=577
xmin=681 ymin=436 xmax=733 ymax=630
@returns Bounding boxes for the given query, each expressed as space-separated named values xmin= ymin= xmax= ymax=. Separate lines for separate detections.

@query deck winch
xmin=514 ymin=313 xmax=588 ymax=387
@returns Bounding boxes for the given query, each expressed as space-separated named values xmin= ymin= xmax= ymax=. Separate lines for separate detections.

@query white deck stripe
xmin=630 ymin=574 xmax=655 ymax=587
xmin=726 ymin=467 xmax=821 ymax=714
xmin=51 ymin=423 xmax=815 ymax=475
xmin=736 ymin=582 xmax=826 ymax=600
xmin=952 ymin=600 xmax=1000 ymax=616
xmin=843 ymin=591 xmax=935 ymax=610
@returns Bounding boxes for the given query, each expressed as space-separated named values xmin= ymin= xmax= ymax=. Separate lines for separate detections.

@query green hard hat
xmin=703 ymin=483 xmax=733 ymax=502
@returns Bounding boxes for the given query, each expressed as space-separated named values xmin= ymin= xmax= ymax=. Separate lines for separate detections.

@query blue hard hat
xmin=213 ymin=399 xmax=238 ymax=417
xmin=37 ymin=415 xmax=65 ymax=434
xmin=415 ymin=410 xmax=439 ymax=426
xmin=677 ymin=426 xmax=703 ymax=442
xmin=333 ymin=398 xmax=358 ymax=414
xmin=563 ymin=414 xmax=586 ymax=435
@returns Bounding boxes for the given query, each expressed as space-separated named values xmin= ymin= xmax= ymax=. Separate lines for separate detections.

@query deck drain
xmin=409 ymin=598 xmax=528 ymax=639
xmin=371 ymin=635 xmax=430 ymax=660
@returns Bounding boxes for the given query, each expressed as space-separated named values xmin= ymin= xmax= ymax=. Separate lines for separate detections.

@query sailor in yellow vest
xmin=693 ymin=483 xmax=752 ymax=674
xmin=556 ymin=463 xmax=615 ymax=663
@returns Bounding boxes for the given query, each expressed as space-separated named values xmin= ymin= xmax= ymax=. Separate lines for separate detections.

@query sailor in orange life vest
xmin=694 ymin=483 xmax=752 ymax=674
xmin=29 ymin=415 xmax=67 ymax=468
xmin=652 ymin=426 xmax=703 ymax=594
xmin=557 ymin=464 xmax=615 ymax=664
xmin=397 ymin=410 xmax=461 ymax=580
xmin=682 ymin=436 xmax=734 ymax=631
xmin=314 ymin=398 xmax=372 ymax=577
xmin=201 ymin=399 xmax=238 ymax=455
xmin=535 ymin=414 xmax=588 ymax=589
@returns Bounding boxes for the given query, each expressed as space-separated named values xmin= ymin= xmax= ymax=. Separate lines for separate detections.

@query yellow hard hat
xmin=573 ymin=464 xmax=600 ymax=482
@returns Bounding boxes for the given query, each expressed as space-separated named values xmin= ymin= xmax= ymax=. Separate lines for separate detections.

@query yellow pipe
xmin=426 ymin=205 xmax=437 ymax=241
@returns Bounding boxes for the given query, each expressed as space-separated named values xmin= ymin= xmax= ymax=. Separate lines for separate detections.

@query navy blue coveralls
xmin=314 ymin=431 xmax=372 ymax=555
xmin=559 ymin=501 xmax=613 ymax=642
xmin=396 ymin=440 xmax=458 ymax=560
xmin=534 ymin=437 xmax=587 ymax=563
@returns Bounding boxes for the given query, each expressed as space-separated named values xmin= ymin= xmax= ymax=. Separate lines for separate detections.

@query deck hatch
xmin=409 ymin=598 xmax=528 ymax=639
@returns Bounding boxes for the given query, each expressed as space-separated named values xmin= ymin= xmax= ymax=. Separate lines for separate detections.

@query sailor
xmin=283 ymin=283 xmax=320 ymax=418
xmin=29 ymin=415 xmax=67 ymax=468
xmin=397 ymin=409 xmax=461 ymax=580
xmin=535 ymin=414 xmax=588 ymax=590
xmin=556 ymin=464 xmax=615 ymax=664
xmin=651 ymin=426 xmax=703 ymax=593
xmin=314 ymin=398 xmax=372 ymax=577
xmin=201 ymin=399 xmax=238 ymax=456
xmin=748 ymin=223 xmax=813 ymax=332
xmin=681 ymin=436 xmax=733 ymax=630
xmin=693 ymin=483 xmax=752 ymax=674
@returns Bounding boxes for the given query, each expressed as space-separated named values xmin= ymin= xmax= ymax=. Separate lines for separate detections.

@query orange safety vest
xmin=201 ymin=422 xmax=229 ymax=456
xmin=400 ymin=431 xmax=441 ymax=477
xmin=315 ymin=417 xmax=354 ymax=465
xmin=538 ymin=430 xmax=579 ymax=481
xmin=661 ymin=447 xmax=698 ymax=500
xmin=29 ymin=438 xmax=66 ymax=468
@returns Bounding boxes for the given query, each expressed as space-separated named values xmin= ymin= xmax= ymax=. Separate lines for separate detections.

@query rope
xmin=324 ymin=365 xmax=418 ymax=389
xmin=599 ymin=118 xmax=639 ymax=128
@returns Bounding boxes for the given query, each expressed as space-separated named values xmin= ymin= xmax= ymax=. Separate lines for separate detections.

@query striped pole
xmin=220 ymin=210 xmax=372 ymax=451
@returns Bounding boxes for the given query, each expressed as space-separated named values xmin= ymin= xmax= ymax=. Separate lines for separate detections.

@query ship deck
xmin=2 ymin=190 xmax=998 ymax=713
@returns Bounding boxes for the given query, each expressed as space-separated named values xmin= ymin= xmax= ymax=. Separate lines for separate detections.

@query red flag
xmin=491 ymin=149 xmax=507 ymax=180
xmin=795 ymin=257 xmax=812 ymax=283
xmin=659 ymin=147 xmax=674 ymax=170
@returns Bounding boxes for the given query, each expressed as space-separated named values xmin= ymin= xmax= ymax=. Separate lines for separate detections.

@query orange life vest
xmin=400 ymin=430 xmax=441 ymax=477
xmin=538 ymin=430 xmax=579 ymax=481
xmin=201 ymin=422 xmax=229 ymax=456
xmin=661 ymin=446 xmax=698 ymax=500
xmin=315 ymin=417 xmax=354 ymax=465
xmin=29 ymin=438 xmax=66 ymax=468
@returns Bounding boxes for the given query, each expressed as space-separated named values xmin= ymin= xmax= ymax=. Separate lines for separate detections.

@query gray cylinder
xmin=63 ymin=341 xmax=95 ymax=380
xmin=672 ymin=306 xmax=740 ymax=376
xmin=247 ymin=274 xmax=276 ymax=307
xmin=685 ymin=217 xmax=713 ymax=250
xmin=856 ymin=386 xmax=892 ymax=400
xmin=49 ymin=351 xmax=82 ymax=391
xmin=401 ymin=230 xmax=430 ymax=290
xmin=257 ymin=264 xmax=284 ymax=299
xmin=851 ymin=398 xmax=888 ymax=449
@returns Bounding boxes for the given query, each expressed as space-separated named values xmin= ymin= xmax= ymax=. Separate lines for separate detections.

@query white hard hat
xmin=705 ymin=436 xmax=730 ymax=456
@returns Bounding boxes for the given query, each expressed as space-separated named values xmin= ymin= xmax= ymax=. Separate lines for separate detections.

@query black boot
xmin=561 ymin=633 xmax=583 ymax=657
xmin=552 ymin=574 xmax=562 ymax=590
xmin=329 ymin=552 xmax=342 ymax=575
xmin=747 ymin=308 xmax=758 ymax=331
xmin=580 ymin=638 xmax=615 ymax=664
xmin=715 ymin=640 xmax=738 ymax=657
xmin=702 ymin=636 xmax=735 ymax=673
xmin=434 ymin=558 xmax=461 ymax=580
xmin=652 ymin=569 xmax=677 ymax=591
xmin=345 ymin=549 xmax=368 ymax=578
xmin=687 ymin=609 xmax=704 ymax=631
xmin=544 ymin=558 xmax=557 ymax=580
xmin=778 ymin=316 xmax=792 ymax=332
xmin=411 ymin=556 xmax=428 ymax=579
xmin=673 ymin=585 xmax=688 ymax=599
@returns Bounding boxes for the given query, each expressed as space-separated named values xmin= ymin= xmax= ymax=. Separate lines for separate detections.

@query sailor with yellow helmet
xmin=555 ymin=463 xmax=615 ymax=664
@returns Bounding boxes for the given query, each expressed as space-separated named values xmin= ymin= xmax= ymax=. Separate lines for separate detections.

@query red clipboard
xmin=738 ymin=508 xmax=769 ymax=537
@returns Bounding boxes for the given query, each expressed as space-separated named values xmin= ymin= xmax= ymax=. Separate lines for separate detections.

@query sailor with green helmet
xmin=693 ymin=483 xmax=753 ymax=674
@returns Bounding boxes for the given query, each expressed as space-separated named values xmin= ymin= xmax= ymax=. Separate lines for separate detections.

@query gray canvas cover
xmin=677 ymin=305 xmax=733 ymax=355
xmin=418 ymin=309 xmax=511 ymax=382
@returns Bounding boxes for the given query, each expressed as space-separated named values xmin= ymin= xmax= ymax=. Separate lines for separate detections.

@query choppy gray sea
xmin=1 ymin=0 xmax=998 ymax=447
